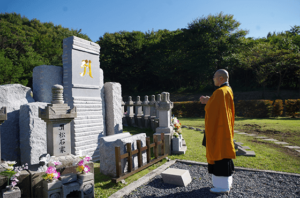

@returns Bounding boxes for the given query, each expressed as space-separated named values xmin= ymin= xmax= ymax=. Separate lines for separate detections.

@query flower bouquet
xmin=75 ymin=156 xmax=91 ymax=174
xmin=41 ymin=166 xmax=61 ymax=182
xmin=0 ymin=161 xmax=28 ymax=191
xmin=172 ymin=117 xmax=182 ymax=133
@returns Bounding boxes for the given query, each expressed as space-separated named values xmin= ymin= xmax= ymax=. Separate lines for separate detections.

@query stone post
xmin=142 ymin=96 xmax=150 ymax=128
xmin=154 ymin=92 xmax=173 ymax=154
xmin=0 ymin=107 xmax=7 ymax=163
xmin=134 ymin=96 xmax=143 ymax=128
xmin=39 ymin=85 xmax=77 ymax=156
xmin=154 ymin=94 xmax=161 ymax=129
xmin=126 ymin=96 xmax=135 ymax=126
xmin=149 ymin=95 xmax=156 ymax=130
xmin=122 ymin=99 xmax=128 ymax=127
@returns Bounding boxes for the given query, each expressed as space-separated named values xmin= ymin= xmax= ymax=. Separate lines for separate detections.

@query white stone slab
xmin=19 ymin=102 xmax=48 ymax=166
xmin=242 ymin=146 xmax=251 ymax=150
xmin=296 ymin=150 xmax=300 ymax=153
xmin=0 ymin=84 xmax=35 ymax=162
xmin=263 ymin=139 xmax=278 ymax=142
xmin=284 ymin=146 xmax=300 ymax=149
xmin=245 ymin=134 xmax=256 ymax=136
xmin=104 ymin=82 xmax=123 ymax=135
xmin=237 ymin=132 xmax=247 ymax=135
xmin=255 ymin=136 xmax=268 ymax=139
xmin=274 ymin=142 xmax=289 ymax=145
xmin=161 ymin=168 xmax=192 ymax=187
xmin=32 ymin=65 xmax=63 ymax=103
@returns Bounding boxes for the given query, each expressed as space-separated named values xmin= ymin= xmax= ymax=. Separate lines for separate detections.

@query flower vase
xmin=172 ymin=137 xmax=182 ymax=152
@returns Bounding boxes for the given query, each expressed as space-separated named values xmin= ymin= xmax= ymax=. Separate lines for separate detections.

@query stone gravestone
xmin=104 ymin=82 xmax=123 ymax=136
xmin=154 ymin=92 xmax=173 ymax=154
xmin=0 ymin=84 xmax=35 ymax=162
xmin=0 ymin=107 xmax=7 ymax=162
xmin=32 ymin=65 xmax=63 ymax=103
xmin=39 ymin=85 xmax=77 ymax=156
xmin=63 ymin=36 xmax=105 ymax=160
xmin=19 ymin=102 xmax=48 ymax=168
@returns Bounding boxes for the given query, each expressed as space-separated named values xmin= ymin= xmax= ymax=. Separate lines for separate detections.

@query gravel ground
xmin=123 ymin=162 xmax=300 ymax=198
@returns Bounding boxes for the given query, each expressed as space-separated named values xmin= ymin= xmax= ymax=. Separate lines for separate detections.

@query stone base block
xmin=100 ymin=132 xmax=147 ymax=177
xmin=2 ymin=186 xmax=21 ymax=198
xmin=172 ymin=138 xmax=182 ymax=152
xmin=154 ymin=132 xmax=172 ymax=155
xmin=236 ymin=150 xmax=256 ymax=156
xmin=134 ymin=116 xmax=143 ymax=128
xmin=172 ymin=139 xmax=187 ymax=155
xmin=161 ymin=168 xmax=192 ymax=187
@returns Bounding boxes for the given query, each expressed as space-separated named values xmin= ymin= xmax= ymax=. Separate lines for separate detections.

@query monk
xmin=200 ymin=69 xmax=235 ymax=194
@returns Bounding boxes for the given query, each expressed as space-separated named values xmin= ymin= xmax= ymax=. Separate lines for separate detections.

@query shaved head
xmin=216 ymin=69 xmax=229 ymax=82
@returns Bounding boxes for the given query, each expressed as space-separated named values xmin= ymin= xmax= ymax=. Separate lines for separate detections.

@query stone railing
xmin=122 ymin=92 xmax=173 ymax=132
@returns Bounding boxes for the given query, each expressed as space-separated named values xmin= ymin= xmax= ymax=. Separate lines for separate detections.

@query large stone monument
xmin=39 ymin=85 xmax=77 ymax=156
xmin=63 ymin=36 xmax=105 ymax=160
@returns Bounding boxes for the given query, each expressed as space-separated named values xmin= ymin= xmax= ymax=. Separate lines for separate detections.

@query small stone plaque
xmin=161 ymin=168 xmax=192 ymax=187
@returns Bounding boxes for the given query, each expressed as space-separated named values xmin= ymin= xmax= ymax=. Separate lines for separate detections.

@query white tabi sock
xmin=212 ymin=174 xmax=233 ymax=191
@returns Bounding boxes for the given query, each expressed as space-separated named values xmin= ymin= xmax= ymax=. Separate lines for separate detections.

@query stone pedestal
xmin=134 ymin=96 xmax=143 ymax=128
xmin=43 ymin=180 xmax=62 ymax=198
xmin=39 ymin=85 xmax=77 ymax=157
xmin=172 ymin=137 xmax=182 ymax=152
xmin=142 ymin=96 xmax=150 ymax=128
xmin=1 ymin=186 xmax=21 ymax=198
xmin=126 ymin=96 xmax=135 ymax=126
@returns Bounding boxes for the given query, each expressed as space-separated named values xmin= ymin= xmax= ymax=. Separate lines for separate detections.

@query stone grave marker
xmin=63 ymin=36 xmax=105 ymax=160
xmin=161 ymin=168 xmax=192 ymax=187
xmin=39 ymin=85 xmax=77 ymax=156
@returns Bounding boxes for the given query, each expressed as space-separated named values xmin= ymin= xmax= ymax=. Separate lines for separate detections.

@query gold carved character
xmin=80 ymin=60 xmax=93 ymax=78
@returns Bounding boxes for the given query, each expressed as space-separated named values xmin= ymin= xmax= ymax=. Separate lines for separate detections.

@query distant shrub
xmin=234 ymin=100 xmax=272 ymax=118
xmin=272 ymin=100 xmax=283 ymax=117
xmin=173 ymin=101 xmax=205 ymax=117
xmin=286 ymin=99 xmax=300 ymax=118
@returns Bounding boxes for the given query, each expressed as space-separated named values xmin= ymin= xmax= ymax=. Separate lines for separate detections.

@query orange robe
xmin=205 ymin=86 xmax=236 ymax=165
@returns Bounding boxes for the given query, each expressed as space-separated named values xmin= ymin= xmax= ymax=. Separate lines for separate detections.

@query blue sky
xmin=1 ymin=0 xmax=299 ymax=42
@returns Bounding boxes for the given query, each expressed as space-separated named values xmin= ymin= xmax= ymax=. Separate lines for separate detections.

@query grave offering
xmin=63 ymin=36 xmax=105 ymax=160
xmin=161 ymin=168 xmax=192 ymax=187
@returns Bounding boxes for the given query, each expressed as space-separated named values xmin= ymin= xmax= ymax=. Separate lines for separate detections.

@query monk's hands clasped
xmin=200 ymin=95 xmax=210 ymax=104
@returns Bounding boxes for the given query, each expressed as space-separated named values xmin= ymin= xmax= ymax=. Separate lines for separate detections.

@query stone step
xmin=161 ymin=168 xmax=192 ymax=187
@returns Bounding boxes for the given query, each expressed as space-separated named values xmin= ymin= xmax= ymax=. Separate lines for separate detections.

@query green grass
xmin=178 ymin=117 xmax=300 ymax=146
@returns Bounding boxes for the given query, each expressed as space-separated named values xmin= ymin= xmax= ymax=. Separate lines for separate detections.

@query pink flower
xmin=53 ymin=161 xmax=62 ymax=166
xmin=53 ymin=172 xmax=60 ymax=179
xmin=84 ymin=157 xmax=91 ymax=162
xmin=46 ymin=166 xmax=56 ymax=174
xmin=84 ymin=165 xmax=90 ymax=173
xmin=78 ymin=160 xmax=84 ymax=166
xmin=11 ymin=181 xmax=17 ymax=187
